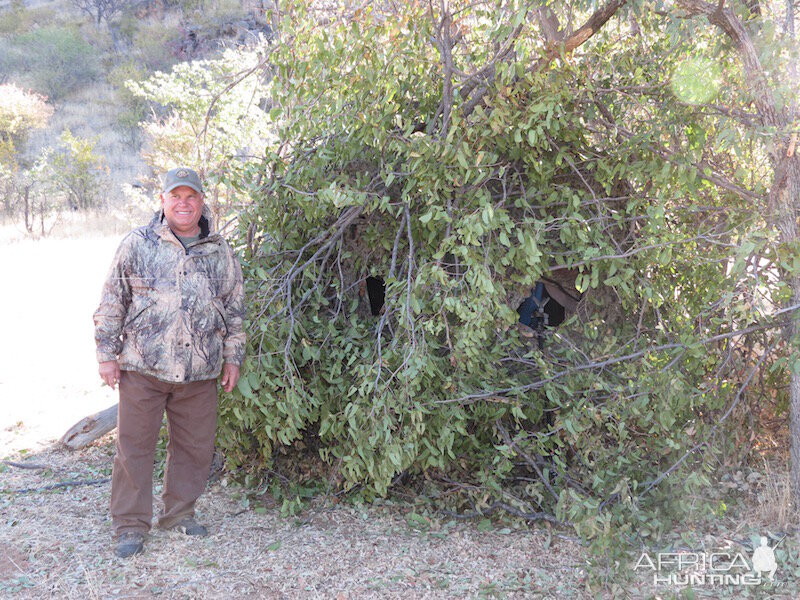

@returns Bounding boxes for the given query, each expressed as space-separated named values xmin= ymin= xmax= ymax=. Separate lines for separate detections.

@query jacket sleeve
xmin=221 ymin=243 xmax=246 ymax=366
xmin=93 ymin=235 xmax=134 ymax=363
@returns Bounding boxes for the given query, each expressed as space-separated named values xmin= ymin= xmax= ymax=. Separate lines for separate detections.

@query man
xmin=94 ymin=167 xmax=245 ymax=558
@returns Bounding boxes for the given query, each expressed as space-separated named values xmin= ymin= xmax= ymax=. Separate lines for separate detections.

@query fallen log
xmin=60 ymin=404 xmax=118 ymax=450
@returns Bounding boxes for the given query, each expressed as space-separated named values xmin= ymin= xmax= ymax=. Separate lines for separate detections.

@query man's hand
xmin=220 ymin=363 xmax=240 ymax=393
xmin=99 ymin=360 xmax=121 ymax=390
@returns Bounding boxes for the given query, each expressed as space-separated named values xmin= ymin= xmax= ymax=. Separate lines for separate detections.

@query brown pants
xmin=110 ymin=370 xmax=218 ymax=536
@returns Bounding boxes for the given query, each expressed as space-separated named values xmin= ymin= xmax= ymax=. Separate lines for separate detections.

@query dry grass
xmin=24 ymin=81 xmax=148 ymax=189
xmin=750 ymin=462 xmax=800 ymax=533
xmin=0 ymin=209 xmax=151 ymax=244
xmin=131 ymin=12 xmax=184 ymax=71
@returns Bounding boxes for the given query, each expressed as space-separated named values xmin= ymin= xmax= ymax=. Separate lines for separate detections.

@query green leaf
xmin=237 ymin=377 xmax=254 ymax=399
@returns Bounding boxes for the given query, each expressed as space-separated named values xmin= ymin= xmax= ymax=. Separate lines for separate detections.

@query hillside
xmin=0 ymin=0 xmax=269 ymax=230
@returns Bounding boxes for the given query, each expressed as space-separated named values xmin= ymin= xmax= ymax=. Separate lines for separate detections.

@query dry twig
xmin=3 ymin=478 xmax=110 ymax=494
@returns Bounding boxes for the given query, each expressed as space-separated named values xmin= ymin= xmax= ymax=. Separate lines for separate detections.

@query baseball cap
xmin=162 ymin=167 xmax=204 ymax=194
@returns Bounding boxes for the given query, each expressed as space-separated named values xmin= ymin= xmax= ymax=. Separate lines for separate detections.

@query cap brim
xmin=163 ymin=182 xmax=204 ymax=195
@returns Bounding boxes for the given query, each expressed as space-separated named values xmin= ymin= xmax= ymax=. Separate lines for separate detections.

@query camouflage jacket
xmin=94 ymin=209 xmax=246 ymax=383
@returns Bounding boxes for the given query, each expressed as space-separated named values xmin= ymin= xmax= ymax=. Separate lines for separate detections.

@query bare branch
xmin=438 ymin=312 xmax=798 ymax=405
xmin=374 ymin=209 xmax=408 ymax=390
xmin=2 ymin=461 xmax=48 ymax=470
xmin=404 ymin=203 xmax=417 ymax=348
xmin=441 ymin=499 xmax=568 ymax=526
xmin=464 ymin=0 xmax=627 ymax=117
xmin=4 ymin=478 xmax=110 ymax=494
xmin=536 ymin=0 xmax=626 ymax=62
xmin=496 ymin=422 xmax=560 ymax=502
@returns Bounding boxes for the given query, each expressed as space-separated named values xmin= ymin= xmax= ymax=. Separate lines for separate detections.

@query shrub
xmin=0 ymin=84 xmax=52 ymax=140
xmin=210 ymin=3 xmax=774 ymax=565
xmin=191 ymin=0 xmax=246 ymax=32
xmin=13 ymin=27 xmax=99 ymax=101
xmin=45 ymin=129 xmax=107 ymax=210
xmin=0 ymin=37 xmax=25 ymax=76
xmin=131 ymin=17 xmax=182 ymax=71
xmin=0 ymin=84 xmax=52 ymax=167
xmin=0 ymin=0 xmax=27 ymax=35
xmin=106 ymin=61 xmax=149 ymax=146
xmin=0 ymin=1 xmax=57 ymax=35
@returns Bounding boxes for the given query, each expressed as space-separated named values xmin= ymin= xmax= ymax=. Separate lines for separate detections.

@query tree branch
xmin=463 ymin=0 xmax=627 ymax=117
xmin=496 ymin=422 xmax=560 ymax=502
xmin=438 ymin=312 xmax=797 ymax=405
xmin=3 ymin=478 xmax=110 ymax=494
xmin=431 ymin=0 xmax=456 ymax=137
xmin=536 ymin=0 xmax=626 ymax=63
xmin=675 ymin=0 xmax=781 ymax=129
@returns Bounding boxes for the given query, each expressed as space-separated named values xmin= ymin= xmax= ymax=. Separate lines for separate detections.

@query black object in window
xmin=518 ymin=281 xmax=569 ymax=348
xmin=366 ymin=276 xmax=385 ymax=316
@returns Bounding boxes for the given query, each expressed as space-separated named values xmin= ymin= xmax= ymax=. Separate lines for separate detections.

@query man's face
xmin=161 ymin=186 xmax=204 ymax=236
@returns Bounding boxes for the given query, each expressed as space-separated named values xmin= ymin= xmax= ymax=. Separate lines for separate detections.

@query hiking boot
xmin=115 ymin=532 xmax=145 ymax=558
xmin=171 ymin=517 xmax=208 ymax=537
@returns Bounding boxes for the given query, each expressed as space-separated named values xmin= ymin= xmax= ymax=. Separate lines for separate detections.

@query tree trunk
xmin=23 ymin=187 xmax=31 ymax=233
xmin=677 ymin=0 xmax=800 ymax=506
xmin=2 ymin=180 xmax=11 ymax=215
xmin=60 ymin=404 xmax=118 ymax=450
xmin=791 ymin=329 xmax=800 ymax=500
xmin=781 ymin=168 xmax=800 ymax=500
xmin=108 ymin=22 xmax=124 ymax=54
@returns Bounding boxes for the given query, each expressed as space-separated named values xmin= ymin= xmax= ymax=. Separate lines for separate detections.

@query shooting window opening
xmin=366 ymin=276 xmax=385 ymax=316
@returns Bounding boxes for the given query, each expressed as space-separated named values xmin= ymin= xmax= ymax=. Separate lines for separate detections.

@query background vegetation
xmin=1 ymin=0 xmax=797 ymax=583
xmin=0 ymin=0 xmax=263 ymax=229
